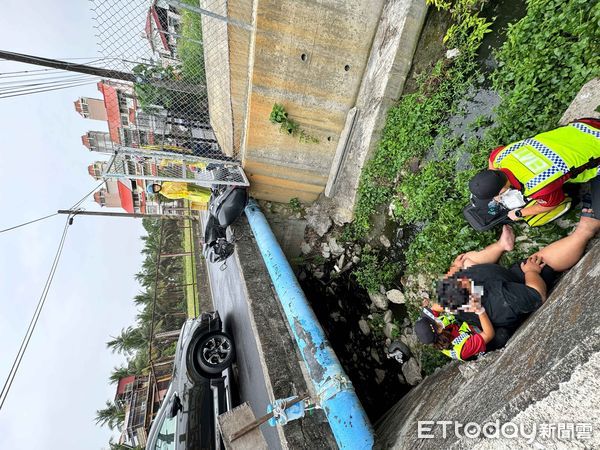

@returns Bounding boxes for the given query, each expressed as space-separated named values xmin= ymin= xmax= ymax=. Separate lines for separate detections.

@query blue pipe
xmin=245 ymin=200 xmax=374 ymax=450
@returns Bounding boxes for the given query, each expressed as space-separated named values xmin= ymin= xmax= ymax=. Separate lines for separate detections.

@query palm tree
xmin=106 ymin=327 xmax=146 ymax=355
xmin=109 ymin=366 xmax=135 ymax=385
xmin=95 ymin=400 xmax=125 ymax=430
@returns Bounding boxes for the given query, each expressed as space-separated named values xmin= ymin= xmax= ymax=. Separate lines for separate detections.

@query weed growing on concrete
xmin=288 ymin=197 xmax=303 ymax=214
xmin=269 ymin=103 xmax=320 ymax=143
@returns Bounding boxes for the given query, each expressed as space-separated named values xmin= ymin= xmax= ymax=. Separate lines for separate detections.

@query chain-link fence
xmin=88 ymin=0 xmax=253 ymax=168
xmin=104 ymin=146 xmax=249 ymax=186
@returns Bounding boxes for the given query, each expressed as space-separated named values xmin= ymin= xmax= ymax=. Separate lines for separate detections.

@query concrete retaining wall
xmin=327 ymin=0 xmax=428 ymax=224
xmin=239 ymin=0 xmax=386 ymax=203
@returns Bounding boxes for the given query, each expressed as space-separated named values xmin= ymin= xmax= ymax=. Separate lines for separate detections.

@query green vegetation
xmin=97 ymin=218 xmax=190 ymax=434
xmin=269 ymin=103 xmax=320 ymax=143
xmin=367 ymin=312 xmax=386 ymax=338
xmin=178 ymin=0 xmax=205 ymax=83
xmin=492 ymin=0 xmax=600 ymax=143
xmin=420 ymin=345 xmax=450 ymax=375
xmin=346 ymin=0 xmax=600 ymax=370
xmin=353 ymin=251 xmax=401 ymax=293
xmin=289 ymin=197 xmax=303 ymax=213
xmin=182 ymin=212 xmax=199 ymax=318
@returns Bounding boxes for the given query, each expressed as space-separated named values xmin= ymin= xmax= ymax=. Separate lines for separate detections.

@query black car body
xmin=146 ymin=311 xmax=235 ymax=450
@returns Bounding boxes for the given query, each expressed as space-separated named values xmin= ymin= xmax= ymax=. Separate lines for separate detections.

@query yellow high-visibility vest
xmin=492 ymin=122 xmax=600 ymax=196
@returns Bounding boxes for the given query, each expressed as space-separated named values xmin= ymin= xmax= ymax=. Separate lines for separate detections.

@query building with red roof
xmin=74 ymin=80 xmax=158 ymax=150
xmin=144 ymin=0 xmax=182 ymax=66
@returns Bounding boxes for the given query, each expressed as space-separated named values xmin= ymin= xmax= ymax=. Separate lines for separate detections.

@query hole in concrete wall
xmin=344 ymin=64 xmax=350 ymax=72
xmin=301 ymin=53 xmax=307 ymax=61
xmin=327 ymin=136 xmax=332 ymax=142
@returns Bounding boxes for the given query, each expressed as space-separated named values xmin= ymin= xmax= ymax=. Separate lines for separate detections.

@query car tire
xmin=194 ymin=331 xmax=235 ymax=376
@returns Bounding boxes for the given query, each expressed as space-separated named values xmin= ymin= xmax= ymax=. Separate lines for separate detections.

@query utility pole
xmin=0 ymin=50 xmax=202 ymax=93
xmin=57 ymin=209 xmax=198 ymax=220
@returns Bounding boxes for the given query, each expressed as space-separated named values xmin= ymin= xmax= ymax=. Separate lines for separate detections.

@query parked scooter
xmin=203 ymin=183 xmax=249 ymax=266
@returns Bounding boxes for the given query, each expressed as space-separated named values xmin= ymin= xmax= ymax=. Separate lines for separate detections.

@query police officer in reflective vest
xmin=415 ymin=304 xmax=494 ymax=362
xmin=469 ymin=119 xmax=600 ymax=223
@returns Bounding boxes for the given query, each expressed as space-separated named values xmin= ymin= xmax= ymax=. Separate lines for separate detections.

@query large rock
xmin=305 ymin=201 xmax=333 ymax=236
xmin=386 ymin=289 xmax=406 ymax=304
xmin=300 ymin=242 xmax=312 ymax=255
xmin=401 ymin=358 xmax=422 ymax=386
xmin=560 ymin=78 xmax=600 ymax=124
xmin=327 ymin=237 xmax=345 ymax=257
xmin=369 ymin=292 xmax=389 ymax=310
xmin=383 ymin=322 xmax=399 ymax=340
xmin=376 ymin=241 xmax=600 ymax=449
xmin=358 ymin=319 xmax=371 ymax=336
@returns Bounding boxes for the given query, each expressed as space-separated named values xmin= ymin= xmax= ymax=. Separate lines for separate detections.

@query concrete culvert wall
xmin=375 ymin=240 xmax=600 ymax=449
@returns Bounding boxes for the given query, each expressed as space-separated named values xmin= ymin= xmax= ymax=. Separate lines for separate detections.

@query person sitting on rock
xmin=416 ymin=210 xmax=600 ymax=360
xmin=468 ymin=118 xmax=600 ymax=225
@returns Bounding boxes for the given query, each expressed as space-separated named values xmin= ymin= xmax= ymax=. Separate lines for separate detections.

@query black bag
xmin=463 ymin=196 xmax=511 ymax=231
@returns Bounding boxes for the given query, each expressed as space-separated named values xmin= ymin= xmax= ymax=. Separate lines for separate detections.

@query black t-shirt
xmin=452 ymin=264 xmax=543 ymax=329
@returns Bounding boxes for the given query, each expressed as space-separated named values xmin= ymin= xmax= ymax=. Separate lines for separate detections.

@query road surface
xmin=201 ymin=213 xmax=282 ymax=450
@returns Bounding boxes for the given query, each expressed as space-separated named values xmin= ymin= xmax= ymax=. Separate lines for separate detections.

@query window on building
xmin=121 ymin=114 xmax=129 ymax=126
xmin=80 ymin=98 xmax=90 ymax=118
xmin=118 ymin=92 xmax=129 ymax=114
xmin=123 ymin=132 xmax=132 ymax=147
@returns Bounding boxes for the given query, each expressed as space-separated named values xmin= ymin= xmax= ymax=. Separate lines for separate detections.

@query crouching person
xmin=416 ymin=213 xmax=600 ymax=360
xmin=415 ymin=299 xmax=495 ymax=361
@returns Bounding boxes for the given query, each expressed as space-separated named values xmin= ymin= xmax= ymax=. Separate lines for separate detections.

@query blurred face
xmin=152 ymin=184 xmax=162 ymax=193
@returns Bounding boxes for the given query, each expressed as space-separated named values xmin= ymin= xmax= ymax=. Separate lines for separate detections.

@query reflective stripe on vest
xmin=441 ymin=321 xmax=473 ymax=361
xmin=439 ymin=313 xmax=457 ymax=327
xmin=493 ymin=123 xmax=600 ymax=196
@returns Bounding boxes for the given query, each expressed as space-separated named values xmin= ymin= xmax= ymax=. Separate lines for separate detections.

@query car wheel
xmin=196 ymin=332 xmax=235 ymax=375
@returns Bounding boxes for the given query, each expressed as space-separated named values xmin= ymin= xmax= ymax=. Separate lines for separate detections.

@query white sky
xmin=0 ymin=0 xmax=148 ymax=448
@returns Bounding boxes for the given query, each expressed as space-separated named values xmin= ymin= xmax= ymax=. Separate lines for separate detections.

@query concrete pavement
xmin=201 ymin=213 xmax=283 ymax=450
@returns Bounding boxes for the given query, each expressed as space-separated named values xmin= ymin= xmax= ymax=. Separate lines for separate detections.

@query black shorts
xmin=508 ymin=260 xmax=561 ymax=292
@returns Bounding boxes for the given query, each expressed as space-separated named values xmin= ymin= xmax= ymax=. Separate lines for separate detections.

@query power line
xmin=0 ymin=155 xmax=115 ymax=235
xmin=0 ymin=215 xmax=72 ymax=411
xmin=0 ymin=153 xmax=117 ymax=409
xmin=0 ymin=213 xmax=59 ymax=235
xmin=0 ymin=80 xmax=97 ymax=99
xmin=0 ymin=78 xmax=95 ymax=93
xmin=0 ymin=74 xmax=96 ymax=88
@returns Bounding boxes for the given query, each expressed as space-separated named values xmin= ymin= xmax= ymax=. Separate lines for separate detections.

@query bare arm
xmin=508 ymin=203 xmax=555 ymax=221
xmin=520 ymin=203 xmax=555 ymax=217
xmin=476 ymin=310 xmax=495 ymax=344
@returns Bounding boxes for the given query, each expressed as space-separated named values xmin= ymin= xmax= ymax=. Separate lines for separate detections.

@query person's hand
xmin=508 ymin=209 xmax=522 ymax=221
xmin=451 ymin=254 xmax=466 ymax=269
xmin=463 ymin=296 xmax=485 ymax=315
xmin=521 ymin=255 xmax=545 ymax=274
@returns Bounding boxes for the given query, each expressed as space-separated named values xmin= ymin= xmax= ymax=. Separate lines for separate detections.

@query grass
xmin=178 ymin=0 xmax=205 ymax=83
xmin=182 ymin=201 xmax=200 ymax=318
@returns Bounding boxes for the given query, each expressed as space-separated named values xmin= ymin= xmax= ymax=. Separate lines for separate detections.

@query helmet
xmin=146 ymin=183 xmax=159 ymax=195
